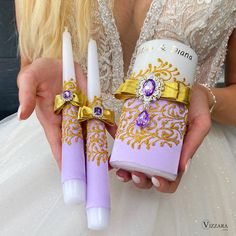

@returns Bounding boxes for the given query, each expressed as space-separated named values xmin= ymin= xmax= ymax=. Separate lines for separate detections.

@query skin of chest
xmin=113 ymin=0 xmax=152 ymax=74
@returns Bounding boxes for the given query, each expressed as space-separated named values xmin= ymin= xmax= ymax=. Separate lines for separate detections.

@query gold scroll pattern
xmin=115 ymin=58 xmax=189 ymax=149
xmin=87 ymin=120 xmax=109 ymax=166
xmin=116 ymin=98 xmax=188 ymax=150
xmin=62 ymin=79 xmax=83 ymax=145
xmin=130 ymin=58 xmax=190 ymax=86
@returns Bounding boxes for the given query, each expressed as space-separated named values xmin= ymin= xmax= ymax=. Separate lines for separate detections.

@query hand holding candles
xmin=54 ymin=28 xmax=86 ymax=204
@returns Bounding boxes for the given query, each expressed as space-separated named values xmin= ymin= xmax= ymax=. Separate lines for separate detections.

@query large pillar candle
xmin=61 ymin=28 xmax=86 ymax=204
xmin=86 ymin=39 xmax=110 ymax=230
xmin=110 ymin=39 xmax=198 ymax=181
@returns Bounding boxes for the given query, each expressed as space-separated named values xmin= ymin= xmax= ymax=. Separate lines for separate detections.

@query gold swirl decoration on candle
xmin=130 ymin=58 xmax=189 ymax=85
xmin=87 ymin=120 xmax=109 ymax=166
xmin=115 ymin=58 xmax=189 ymax=149
xmin=78 ymin=96 xmax=114 ymax=166
xmin=115 ymin=99 xmax=188 ymax=149
xmin=54 ymin=79 xmax=86 ymax=145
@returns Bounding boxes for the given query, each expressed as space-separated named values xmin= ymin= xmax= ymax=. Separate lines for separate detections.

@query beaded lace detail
xmin=97 ymin=0 xmax=124 ymax=94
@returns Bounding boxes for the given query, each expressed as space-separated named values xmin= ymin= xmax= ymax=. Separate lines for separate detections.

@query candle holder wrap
xmin=110 ymin=39 xmax=198 ymax=181
xmin=54 ymin=79 xmax=87 ymax=184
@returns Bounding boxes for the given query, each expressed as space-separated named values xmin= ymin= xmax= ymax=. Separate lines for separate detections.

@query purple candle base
xmin=61 ymin=104 xmax=86 ymax=203
xmin=61 ymin=140 xmax=85 ymax=183
xmin=86 ymin=119 xmax=110 ymax=229
xmin=110 ymin=98 xmax=188 ymax=181
xmin=86 ymin=119 xmax=110 ymax=209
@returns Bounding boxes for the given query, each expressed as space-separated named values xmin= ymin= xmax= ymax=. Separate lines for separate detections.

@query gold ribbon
xmin=115 ymin=79 xmax=190 ymax=105
xmin=54 ymin=91 xmax=86 ymax=114
xmin=78 ymin=96 xmax=115 ymax=126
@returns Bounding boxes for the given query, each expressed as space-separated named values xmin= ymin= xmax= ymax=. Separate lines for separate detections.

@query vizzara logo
xmin=201 ymin=219 xmax=228 ymax=231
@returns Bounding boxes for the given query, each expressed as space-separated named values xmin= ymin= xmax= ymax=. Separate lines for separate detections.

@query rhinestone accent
xmin=93 ymin=106 xmax=104 ymax=118
xmin=62 ymin=90 xmax=73 ymax=102
xmin=136 ymin=110 xmax=150 ymax=128
xmin=143 ymin=79 xmax=156 ymax=96
xmin=137 ymin=74 xmax=165 ymax=107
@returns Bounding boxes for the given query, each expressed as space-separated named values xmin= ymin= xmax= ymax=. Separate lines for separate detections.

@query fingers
xmin=131 ymin=171 xmax=152 ymax=189
xmin=75 ymin=63 xmax=87 ymax=93
xmin=108 ymin=163 xmax=113 ymax=171
xmin=45 ymin=121 xmax=62 ymax=170
xmin=36 ymin=106 xmax=62 ymax=169
xmin=17 ymin=68 xmax=37 ymax=120
xmin=116 ymin=169 xmax=131 ymax=182
xmin=17 ymin=58 xmax=62 ymax=120
xmin=115 ymin=168 xmax=182 ymax=192
xmin=116 ymin=169 xmax=152 ymax=189
xmin=151 ymin=173 xmax=183 ymax=193
xmin=179 ymin=115 xmax=211 ymax=172
xmin=106 ymin=123 xmax=118 ymax=139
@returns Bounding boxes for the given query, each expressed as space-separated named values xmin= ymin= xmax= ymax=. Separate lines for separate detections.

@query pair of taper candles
xmin=61 ymin=29 xmax=110 ymax=230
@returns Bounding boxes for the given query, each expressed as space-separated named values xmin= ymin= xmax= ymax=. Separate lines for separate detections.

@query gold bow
xmin=54 ymin=90 xmax=86 ymax=114
xmin=115 ymin=78 xmax=190 ymax=105
xmin=78 ymin=96 xmax=115 ymax=126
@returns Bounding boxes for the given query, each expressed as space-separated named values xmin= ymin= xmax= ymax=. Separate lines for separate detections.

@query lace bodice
xmin=74 ymin=0 xmax=236 ymax=115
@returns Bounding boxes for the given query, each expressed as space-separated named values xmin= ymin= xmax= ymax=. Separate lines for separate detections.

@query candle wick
xmin=64 ymin=26 xmax=68 ymax=32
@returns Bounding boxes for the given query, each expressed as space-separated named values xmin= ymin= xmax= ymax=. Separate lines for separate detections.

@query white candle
xmin=61 ymin=28 xmax=86 ymax=205
xmin=87 ymin=39 xmax=101 ymax=102
xmin=86 ymin=39 xmax=110 ymax=230
xmin=63 ymin=28 xmax=76 ymax=82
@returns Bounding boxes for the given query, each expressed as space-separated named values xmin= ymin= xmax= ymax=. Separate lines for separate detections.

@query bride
xmin=0 ymin=0 xmax=235 ymax=235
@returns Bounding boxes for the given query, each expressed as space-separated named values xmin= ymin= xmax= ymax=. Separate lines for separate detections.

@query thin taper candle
xmin=86 ymin=39 xmax=110 ymax=230
xmin=61 ymin=28 xmax=86 ymax=204
xmin=87 ymin=39 xmax=101 ymax=102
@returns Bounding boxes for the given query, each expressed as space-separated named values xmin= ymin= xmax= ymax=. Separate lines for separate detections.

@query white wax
xmin=62 ymin=28 xmax=86 ymax=205
xmin=87 ymin=39 xmax=101 ymax=102
xmin=63 ymin=28 xmax=76 ymax=82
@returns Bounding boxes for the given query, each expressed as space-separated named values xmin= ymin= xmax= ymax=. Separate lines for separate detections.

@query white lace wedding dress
xmin=0 ymin=0 xmax=236 ymax=235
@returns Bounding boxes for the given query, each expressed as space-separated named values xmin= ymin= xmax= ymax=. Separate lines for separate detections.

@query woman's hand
xmin=115 ymin=83 xmax=212 ymax=193
xmin=17 ymin=58 xmax=87 ymax=168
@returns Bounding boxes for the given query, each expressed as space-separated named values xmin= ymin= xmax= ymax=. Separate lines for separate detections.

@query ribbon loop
xmin=78 ymin=96 xmax=115 ymax=126
xmin=54 ymin=90 xmax=86 ymax=114
xmin=114 ymin=78 xmax=190 ymax=105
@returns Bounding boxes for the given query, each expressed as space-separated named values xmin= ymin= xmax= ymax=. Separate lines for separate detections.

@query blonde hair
xmin=18 ymin=0 xmax=94 ymax=62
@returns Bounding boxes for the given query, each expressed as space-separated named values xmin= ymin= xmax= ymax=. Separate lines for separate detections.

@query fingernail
xmin=116 ymin=175 xmax=125 ymax=182
xmin=17 ymin=105 xmax=22 ymax=121
xmin=151 ymin=177 xmax=160 ymax=188
xmin=132 ymin=174 xmax=141 ymax=184
xmin=184 ymin=159 xmax=191 ymax=175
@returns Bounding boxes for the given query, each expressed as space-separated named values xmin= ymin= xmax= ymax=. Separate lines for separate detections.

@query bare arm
xmin=211 ymin=29 xmax=236 ymax=125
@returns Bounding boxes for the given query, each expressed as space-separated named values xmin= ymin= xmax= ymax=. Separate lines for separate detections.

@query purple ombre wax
xmin=61 ymin=28 xmax=86 ymax=204
xmin=86 ymin=39 xmax=110 ymax=230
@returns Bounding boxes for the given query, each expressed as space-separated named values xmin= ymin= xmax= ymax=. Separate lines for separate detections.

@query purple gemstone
xmin=93 ymin=106 xmax=103 ymax=116
xmin=62 ymin=90 xmax=73 ymax=101
xmin=136 ymin=110 xmax=149 ymax=128
xmin=142 ymin=79 xmax=156 ymax=96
